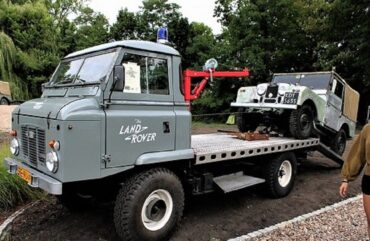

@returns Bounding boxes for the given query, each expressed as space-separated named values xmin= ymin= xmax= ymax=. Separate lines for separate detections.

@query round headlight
xmin=278 ymin=86 xmax=288 ymax=96
xmin=10 ymin=138 xmax=19 ymax=156
xmin=46 ymin=151 xmax=59 ymax=173
xmin=257 ymin=84 xmax=268 ymax=96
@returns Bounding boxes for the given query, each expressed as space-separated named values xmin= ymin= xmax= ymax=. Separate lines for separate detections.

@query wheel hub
xmin=145 ymin=198 xmax=166 ymax=221
xmin=141 ymin=189 xmax=173 ymax=231
xmin=278 ymin=160 xmax=293 ymax=188
xmin=300 ymin=113 xmax=310 ymax=129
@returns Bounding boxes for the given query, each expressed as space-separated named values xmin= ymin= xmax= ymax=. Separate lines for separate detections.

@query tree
xmin=140 ymin=0 xmax=181 ymax=40
xmin=0 ymin=31 xmax=16 ymax=82
xmin=0 ymin=31 xmax=25 ymax=99
xmin=110 ymin=0 xmax=193 ymax=68
xmin=185 ymin=22 xmax=216 ymax=69
xmin=0 ymin=1 xmax=59 ymax=98
xmin=216 ymin=0 xmax=314 ymax=84
xmin=73 ymin=7 xmax=109 ymax=50
xmin=316 ymin=0 xmax=370 ymax=122
xmin=110 ymin=8 xmax=142 ymax=41
xmin=45 ymin=0 xmax=86 ymax=28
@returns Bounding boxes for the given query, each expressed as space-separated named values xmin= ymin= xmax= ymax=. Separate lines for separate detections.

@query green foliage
xmin=110 ymin=8 xmax=142 ymax=40
xmin=0 ymin=144 xmax=44 ymax=211
xmin=215 ymin=0 xmax=312 ymax=83
xmin=0 ymin=0 xmax=369 ymax=122
xmin=73 ymin=7 xmax=109 ymax=50
xmin=319 ymin=0 xmax=370 ymax=121
xmin=0 ymin=31 xmax=16 ymax=81
xmin=0 ymin=1 xmax=59 ymax=98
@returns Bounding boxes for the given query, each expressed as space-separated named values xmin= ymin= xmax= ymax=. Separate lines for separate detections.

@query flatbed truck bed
xmin=192 ymin=133 xmax=321 ymax=165
xmin=190 ymin=133 xmax=343 ymax=194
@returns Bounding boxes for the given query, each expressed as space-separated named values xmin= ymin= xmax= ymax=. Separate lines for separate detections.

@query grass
xmin=0 ymin=143 xmax=44 ymax=211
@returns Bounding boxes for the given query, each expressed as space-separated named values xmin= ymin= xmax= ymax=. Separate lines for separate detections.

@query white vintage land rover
xmin=231 ymin=71 xmax=359 ymax=155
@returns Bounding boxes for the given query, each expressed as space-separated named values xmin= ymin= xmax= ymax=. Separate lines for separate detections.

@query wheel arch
xmin=301 ymin=99 xmax=318 ymax=120
xmin=340 ymin=123 xmax=350 ymax=138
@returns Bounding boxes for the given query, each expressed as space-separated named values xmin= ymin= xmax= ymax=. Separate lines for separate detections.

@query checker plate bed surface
xmin=191 ymin=133 xmax=319 ymax=165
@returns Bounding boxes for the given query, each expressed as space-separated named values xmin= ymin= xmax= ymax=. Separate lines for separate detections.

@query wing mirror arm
xmin=107 ymin=65 xmax=125 ymax=106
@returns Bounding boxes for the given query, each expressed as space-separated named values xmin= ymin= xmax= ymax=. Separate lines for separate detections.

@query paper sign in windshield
xmin=123 ymin=62 xmax=141 ymax=93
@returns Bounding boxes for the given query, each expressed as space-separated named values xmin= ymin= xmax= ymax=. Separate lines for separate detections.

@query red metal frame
xmin=183 ymin=68 xmax=250 ymax=102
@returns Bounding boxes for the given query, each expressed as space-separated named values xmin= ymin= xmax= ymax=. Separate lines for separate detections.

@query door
xmin=325 ymin=77 xmax=344 ymax=130
xmin=104 ymin=50 xmax=175 ymax=168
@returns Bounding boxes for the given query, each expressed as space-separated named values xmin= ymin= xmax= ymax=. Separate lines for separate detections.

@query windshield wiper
xmin=56 ymin=79 xmax=74 ymax=85
xmin=75 ymin=77 xmax=87 ymax=84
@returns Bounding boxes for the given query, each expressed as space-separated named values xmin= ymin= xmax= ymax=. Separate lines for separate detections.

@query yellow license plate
xmin=17 ymin=166 xmax=32 ymax=184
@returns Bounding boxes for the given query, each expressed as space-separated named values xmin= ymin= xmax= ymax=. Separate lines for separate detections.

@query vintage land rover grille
xmin=21 ymin=126 xmax=46 ymax=166
xmin=265 ymin=86 xmax=278 ymax=98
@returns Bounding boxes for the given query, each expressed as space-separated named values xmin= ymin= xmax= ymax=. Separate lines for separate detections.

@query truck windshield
xmin=273 ymin=73 xmax=331 ymax=89
xmin=50 ymin=51 xmax=117 ymax=86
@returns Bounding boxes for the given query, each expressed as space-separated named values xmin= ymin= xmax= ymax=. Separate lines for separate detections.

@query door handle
xmin=163 ymin=122 xmax=170 ymax=133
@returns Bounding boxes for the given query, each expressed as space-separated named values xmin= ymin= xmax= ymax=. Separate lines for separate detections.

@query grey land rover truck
xmin=4 ymin=40 xmax=344 ymax=241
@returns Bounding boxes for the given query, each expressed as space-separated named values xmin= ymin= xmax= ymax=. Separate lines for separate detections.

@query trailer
xmin=4 ymin=39 xmax=345 ymax=241
xmin=0 ymin=81 xmax=12 ymax=105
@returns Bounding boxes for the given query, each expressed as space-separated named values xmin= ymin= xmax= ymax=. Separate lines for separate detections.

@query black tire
xmin=0 ymin=98 xmax=9 ymax=105
xmin=289 ymin=105 xmax=314 ymax=139
xmin=236 ymin=108 xmax=259 ymax=132
xmin=331 ymin=129 xmax=347 ymax=156
xmin=263 ymin=152 xmax=297 ymax=198
xmin=114 ymin=168 xmax=184 ymax=241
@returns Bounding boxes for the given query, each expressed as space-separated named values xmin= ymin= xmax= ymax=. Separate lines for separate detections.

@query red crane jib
xmin=182 ymin=68 xmax=250 ymax=102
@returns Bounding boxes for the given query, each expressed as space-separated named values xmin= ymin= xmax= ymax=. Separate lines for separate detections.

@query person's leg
xmin=363 ymin=194 xmax=370 ymax=237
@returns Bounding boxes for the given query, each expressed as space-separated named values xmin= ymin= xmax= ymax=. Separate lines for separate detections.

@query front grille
xmin=266 ymin=86 xmax=278 ymax=98
xmin=21 ymin=126 xmax=46 ymax=166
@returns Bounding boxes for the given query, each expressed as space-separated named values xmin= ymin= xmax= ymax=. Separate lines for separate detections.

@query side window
xmin=120 ymin=53 xmax=169 ymax=95
xmin=334 ymin=79 xmax=344 ymax=99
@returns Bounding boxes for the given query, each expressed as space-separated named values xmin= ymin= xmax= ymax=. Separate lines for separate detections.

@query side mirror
xmin=203 ymin=58 xmax=218 ymax=71
xmin=113 ymin=65 xmax=125 ymax=91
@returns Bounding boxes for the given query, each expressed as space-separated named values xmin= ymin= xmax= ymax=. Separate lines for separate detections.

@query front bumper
xmin=4 ymin=157 xmax=62 ymax=195
xmin=231 ymin=102 xmax=297 ymax=109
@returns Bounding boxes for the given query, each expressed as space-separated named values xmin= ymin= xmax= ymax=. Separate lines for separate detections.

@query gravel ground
xmin=246 ymin=196 xmax=368 ymax=241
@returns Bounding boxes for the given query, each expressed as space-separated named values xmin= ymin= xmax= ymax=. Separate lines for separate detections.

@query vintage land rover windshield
xmin=272 ymin=73 xmax=332 ymax=90
xmin=50 ymin=50 xmax=117 ymax=86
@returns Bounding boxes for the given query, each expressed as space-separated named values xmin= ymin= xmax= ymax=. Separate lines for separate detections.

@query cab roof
xmin=65 ymin=40 xmax=180 ymax=59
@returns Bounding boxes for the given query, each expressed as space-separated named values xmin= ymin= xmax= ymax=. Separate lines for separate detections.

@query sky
xmin=87 ymin=0 xmax=222 ymax=34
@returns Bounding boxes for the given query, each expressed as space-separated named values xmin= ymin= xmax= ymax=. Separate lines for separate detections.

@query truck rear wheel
xmin=263 ymin=152 xmax=297 ymax=198
xmin=331 ymin=129 xmax=347 ymax=156
xmin=0 ymin=98 xmax=9 ymax=105
xmin=289 ymin=105 xmax=313 ymax=139
xmin=114 ymin=168 xmax=184 ymax=241
xmin=236 ymin=108 xmax=259 ymax=132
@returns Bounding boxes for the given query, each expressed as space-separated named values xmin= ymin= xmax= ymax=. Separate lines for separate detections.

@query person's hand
xmin=339 ymin=182 xmax=349 ymax=198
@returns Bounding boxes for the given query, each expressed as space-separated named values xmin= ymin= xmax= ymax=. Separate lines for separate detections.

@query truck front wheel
xmin=263 ymin=152 xmax=297 ymax=198
xmin=236 ymin=108 xmax=259 ymax=132
xmin=114 ymin=168 xmax=184 ymax=241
